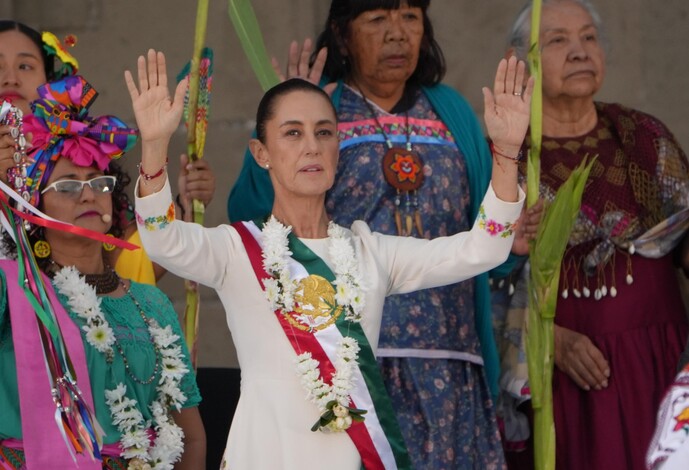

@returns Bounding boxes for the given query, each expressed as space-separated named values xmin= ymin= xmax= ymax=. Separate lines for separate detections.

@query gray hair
xmin=508 ymin=0 xmax=608 ymax=60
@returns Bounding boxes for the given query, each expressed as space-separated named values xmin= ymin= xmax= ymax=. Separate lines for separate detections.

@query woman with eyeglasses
xmin=0 ymin=20 xmax=216 ymax=285
xmin=0 ymin=75 xmax=206 ymax=469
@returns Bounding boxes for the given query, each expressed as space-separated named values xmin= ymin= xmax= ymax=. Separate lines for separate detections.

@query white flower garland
xmin=261 ymin=216 xmax=367 ymax=432
xmin=53 ymin=267 xmax=188 ymax=470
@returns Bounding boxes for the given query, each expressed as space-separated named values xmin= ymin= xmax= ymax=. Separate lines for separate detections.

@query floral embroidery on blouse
xmin=477 ymin=204 xmax=517 ymax=238
xmin=648 ymin=365 xmax=689 ymax=469
xmin=136 ymin=202 xmax=175 ymax=231
xmin=673 ymin=406 xmax=689 ymax=432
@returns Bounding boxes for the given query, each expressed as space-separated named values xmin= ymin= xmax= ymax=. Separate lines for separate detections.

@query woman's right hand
xmin=554 ymin=324 xmax=610 ymax=391
xmin=125 ymin=49 xmax=187 ymax=196
xmin=124 ymin=49 xmax=187 ymax=147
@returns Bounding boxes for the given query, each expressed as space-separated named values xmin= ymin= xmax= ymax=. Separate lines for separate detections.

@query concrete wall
xmin=5 ymin=0 xmax=689 ymax=367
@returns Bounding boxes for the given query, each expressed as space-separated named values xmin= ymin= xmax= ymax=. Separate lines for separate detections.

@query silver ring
xmin=513 ymin=92 xmax=522 ymax=96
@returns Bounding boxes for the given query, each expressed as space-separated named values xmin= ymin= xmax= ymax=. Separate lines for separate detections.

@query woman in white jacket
xmin=126 ymin=49 xmax=532 ymax=470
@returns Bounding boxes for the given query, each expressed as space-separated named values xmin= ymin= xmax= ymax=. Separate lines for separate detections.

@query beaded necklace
xmin=53 ymin=266 xmax=187 ymax=468
xmin=115 ymin=278 xmax=161 ymax=385
xmin=354 ymin=83 xmax=425 ymax=236
xmin=84 ymin=269 xmax=120 ymax=295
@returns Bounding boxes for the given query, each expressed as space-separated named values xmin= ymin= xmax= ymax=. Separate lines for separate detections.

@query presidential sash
xmin=233 ymin=220 xmax=411 ymax=470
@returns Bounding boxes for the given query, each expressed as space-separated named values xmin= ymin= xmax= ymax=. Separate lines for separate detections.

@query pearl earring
xmin=265 ymin=163 xmax=270 ymax=169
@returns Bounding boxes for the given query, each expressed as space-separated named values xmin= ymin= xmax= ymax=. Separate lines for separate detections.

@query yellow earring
xmin=33 ymin=240 xmax=51 ymax=258
xmin=103 ymin=234 xmax=116 ymax=252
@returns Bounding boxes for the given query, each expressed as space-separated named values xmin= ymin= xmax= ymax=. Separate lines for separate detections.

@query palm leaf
xmin=524 ymin=1 xmax=596 ymax=468
xmin=228 ymin=0 xmax=280 ymax=91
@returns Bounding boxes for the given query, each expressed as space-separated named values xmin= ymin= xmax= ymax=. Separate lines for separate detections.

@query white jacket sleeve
xmin=354 ymin=183 xmax=525 ymax=296
xmin=134 ymin=177 xmax=237 ymax=290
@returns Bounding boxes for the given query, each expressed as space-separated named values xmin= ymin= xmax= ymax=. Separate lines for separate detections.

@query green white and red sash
xmin=233 ymin=220 xmax=411 ymax=470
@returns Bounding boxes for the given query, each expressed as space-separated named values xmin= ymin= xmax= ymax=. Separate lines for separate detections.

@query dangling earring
xmin=33 ymin=240 xmax=51 ymax=258
xmin=103 ymin=234 xmax=116 ymax=252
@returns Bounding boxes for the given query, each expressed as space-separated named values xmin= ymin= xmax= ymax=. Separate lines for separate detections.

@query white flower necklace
xmin=261 ymin=216 xmax=367 ymax=432
xmin=53 ymin=266 xmax=188 ymax=470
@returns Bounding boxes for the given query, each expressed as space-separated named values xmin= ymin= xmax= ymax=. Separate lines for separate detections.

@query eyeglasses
xmin=40 ymin=175 xmax=117 ymax=196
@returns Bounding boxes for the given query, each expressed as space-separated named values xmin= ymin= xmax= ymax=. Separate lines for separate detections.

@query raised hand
xmin=272 ymin=38 xmax=327 ymax=85
xmin=124 ymin=49 xmax=187 ymax=146
xmin=271 ymin=39 xmax=337 ymax=96
xmin=482 ymin=56 xmax=534 ymax=152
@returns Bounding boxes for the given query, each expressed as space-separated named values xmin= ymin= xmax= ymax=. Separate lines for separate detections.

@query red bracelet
xmin=490 ymin=142 xmax=522 ymax=163
xmin=138 ymin=158 xmax=168 ymax=181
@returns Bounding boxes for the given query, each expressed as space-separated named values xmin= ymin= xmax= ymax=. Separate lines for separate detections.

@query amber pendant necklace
xmin=355 ymin=84 xmax=425 ymax=236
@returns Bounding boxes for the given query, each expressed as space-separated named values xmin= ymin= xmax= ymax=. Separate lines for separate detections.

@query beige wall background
xmin=4 ymin=0 xmax=688 ymax=367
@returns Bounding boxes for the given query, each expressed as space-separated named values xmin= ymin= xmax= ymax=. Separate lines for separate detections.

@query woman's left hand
xmin=124 ymin=49 xmax=187 ymax=146
xmin=0 ymin=125 xmax=16 ymax=184
xmin=482 ymin=56 xmax=535 ymax=151
xmin=177 ymin=153 xmax=216 ymax=220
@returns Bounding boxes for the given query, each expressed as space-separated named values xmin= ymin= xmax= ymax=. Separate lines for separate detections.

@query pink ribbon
xmin=2 ymin=260 xmax=101 ymax=469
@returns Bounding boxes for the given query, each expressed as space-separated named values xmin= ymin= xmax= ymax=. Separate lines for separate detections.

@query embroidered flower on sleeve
xmin=477 ymin=205 xmax=517 ymax=238
xmin=673 ymin=406 xmax=689 ymax=432
xmin=136 ymin=202 xmax=176 ymax=231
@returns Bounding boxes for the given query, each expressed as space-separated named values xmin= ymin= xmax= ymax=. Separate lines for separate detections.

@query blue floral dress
xmin=325 ymin=85 xmax=505 ymax=469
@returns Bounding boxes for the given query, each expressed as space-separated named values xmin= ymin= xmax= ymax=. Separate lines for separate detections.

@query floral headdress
xmin=23 ymin=75 xmax=139 ymax=207
xmin=42 ymin=31 xmax=79 ymax=80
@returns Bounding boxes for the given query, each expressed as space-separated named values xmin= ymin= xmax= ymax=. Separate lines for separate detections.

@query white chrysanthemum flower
xmin=263 ymin=278 xmax=280 ymax=309
xmin=149 ymin=324 xmax=179 ymax=349
xmin=149 ymin=416 xmax=184 ymax=468
xmin=281 ymin=290 xmax=295 ymax=312
xmin=302 ymin=368 xmax=320 ymax=383
xmin=339 ymin=337 xmax=360 ymax=354
xmin=84 ymin=324 xmax=115 ymax=352
xmin=161 ymin=356 xmax=188 ymax=381
xmin=120 ymin=428 xmax=151 ymax=454
xmin=350 ymin=294 xmax=365 ymax=314
xmin=295 ymin=352 xmax=315 ymax=366
xmin=158 ymin=382 xmax=187 ymax=410
xmin=105 ymin=383 xmax=127 ymax=403
xmin=335 ymin=282 xmax=352 ymax=307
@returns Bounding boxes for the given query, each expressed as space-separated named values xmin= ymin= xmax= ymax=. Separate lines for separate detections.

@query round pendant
xmin=382 ymin=147 xmax=424 ymax=192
